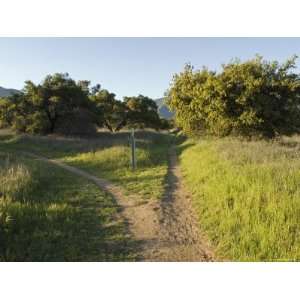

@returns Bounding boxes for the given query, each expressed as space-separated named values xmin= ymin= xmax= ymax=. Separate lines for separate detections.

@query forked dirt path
xmin=23 ymin=149 xmax=213 ymax=261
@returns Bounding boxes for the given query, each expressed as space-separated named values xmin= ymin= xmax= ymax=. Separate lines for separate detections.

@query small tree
xmin=89 ymin=89 xmax=126 ymax=132
xmin=124 ymin=95 xmax=161 ymax=130
xmin=166 ymin=64 xmax=215 ymax=135
xmin=90 ymin=92 xmax=162 ymax=132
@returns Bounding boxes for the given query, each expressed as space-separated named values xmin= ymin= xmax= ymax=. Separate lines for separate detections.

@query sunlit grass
xmin=0 ymin=129 xmax=172 ymax=261
xmin=0 ymin=151 xmax=134 ymax=261
xmin=178 ymin=137 xmax=300 ymax=261
xmin=65 ymin=141 xmax=169 ymax=200
xmin=0 ymin=130 xmax=172 ymax=200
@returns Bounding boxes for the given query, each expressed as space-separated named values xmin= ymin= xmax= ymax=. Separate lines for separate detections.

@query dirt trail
xmin=23 ymin=151 xmax=161 ymax=260
xmin=147 ymin=146 xmax=214 ymax=261
xmin=23 ymin=149 xmax=213 ymax=261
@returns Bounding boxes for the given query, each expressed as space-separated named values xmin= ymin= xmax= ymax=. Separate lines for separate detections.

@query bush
xmin=167 ymin=56 xmax=300 ymax=138
xmin=54 ymin=109 xmax=97 ymax=136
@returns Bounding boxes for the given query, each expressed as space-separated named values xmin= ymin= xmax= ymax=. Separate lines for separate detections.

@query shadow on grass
xmin=175 ymin=141 xmax=196 ymax=156
xmin=1 ymin=203 xmax=140 ymax=262
xmin=159 ymin=136 xmax=194 ymax=209
xmin=1 ymin=130 xmax=172 ymax=160
xmin=0 ymin=131 xmax=175 ymax=261
xmin=0 ymin=156 xmax=141 ymax=262
xmin=159 ymin=148 xmax=179 ymax=220
xmin=0 ymin=134 xmax=14 ymax=142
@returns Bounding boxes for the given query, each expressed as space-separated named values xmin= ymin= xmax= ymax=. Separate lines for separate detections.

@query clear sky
xmin=1 ymin=37 xmax=300 ymax=99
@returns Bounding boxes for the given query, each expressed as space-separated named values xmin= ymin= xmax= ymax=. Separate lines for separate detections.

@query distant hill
xmin=155 ymin=98 xmax=174 ymax=119
xmin=0 ymin=86 xmax=20 ymax=97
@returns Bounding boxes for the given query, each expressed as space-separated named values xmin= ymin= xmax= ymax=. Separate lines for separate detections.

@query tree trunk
xmin=115 ymin=118 xmax=127 ymax=132
xmin=104 ymin=120 xmax=114 ymax=132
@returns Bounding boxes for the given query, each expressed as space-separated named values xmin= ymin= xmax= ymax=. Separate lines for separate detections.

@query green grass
xmin=0 ymin=129 xmax=172 ymax=261
xmin=0 ymin=151 xmax=135 ymax=261
xmin=0 ymin=131 xmax=172 ymax=200
xmin=178 ymin=136 xmax=300 ymax=261
xmin=64 ymin=135 xmax=171 ymax=199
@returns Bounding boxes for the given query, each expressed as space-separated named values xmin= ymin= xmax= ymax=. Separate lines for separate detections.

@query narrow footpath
xmin=23 ymin=149 xmax=213 ymax=261
xmin=146 ymin=147 xmax=214 ymax=261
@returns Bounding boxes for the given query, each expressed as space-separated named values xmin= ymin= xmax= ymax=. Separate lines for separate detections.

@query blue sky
xmin=1 ymin=37 xmax=300 ymax=99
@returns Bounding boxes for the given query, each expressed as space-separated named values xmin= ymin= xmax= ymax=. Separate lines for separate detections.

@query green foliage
xmin=0 ymin=130 xmax=172 ymax=261
xmin=90 ymin=91 xmax=163 ymax=132
xmin=54 ymin=108 xmax=97 ymax=136
xmin=0 ymin=98 xmax=9 ymax=128
xmin=89 ymin=89 xmax=126 ymax=132
xmin=167 ymin=56 xmax=300 ymax=138
xmin=124 ymin=95 xmax=161 ymax=130
xmin=1 ymin=73 xmax=93 ymax=134
xmin=64 ymin=131 xmax=172 ymax=199
xmin=1 ymin=94 xmax=19 ymax=129
xmin=1 ymin=73 xmax=166 ymax=135
xmin=1 ymin=131 xmax=172 ymax=200
xmin=178 ymin=137 xmax=300 ymax=261
xmin=159 ymin=118 xmax=173 ymax=130
xmin=0 ymin=152 xmax=134 ymax=261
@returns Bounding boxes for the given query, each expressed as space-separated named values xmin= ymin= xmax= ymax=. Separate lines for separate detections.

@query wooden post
xmin=131 ymin=128 xmax=136 ymax=170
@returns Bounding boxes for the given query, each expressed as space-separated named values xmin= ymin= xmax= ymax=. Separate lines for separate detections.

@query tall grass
xmin=0 ymin=130 xmax=172 ymax=200
xmin=0 ymin=130 xmax=172 ymax=260
xmin=0 ymin=152 xmax=134 ymax=261
xmin=65 ymin=139 xmax=170 ymax=199
xmin=179 ymin=137 xmax=300 ymax=261
xmin=0 ymin=156 xmax=32 ymax=202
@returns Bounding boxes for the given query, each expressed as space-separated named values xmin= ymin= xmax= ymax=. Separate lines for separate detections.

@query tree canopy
xmin=0 ymin=73 xmax=92 ymax=134
xmin=167 ymin=56 xmax=300 ymax=138
xmin=124 ymin=95 xmax=161 ymax=130
xmin=90 ymin=91 xmax=162 ymax=132
xmin=0 ymin=73 xmax=165 ymax=135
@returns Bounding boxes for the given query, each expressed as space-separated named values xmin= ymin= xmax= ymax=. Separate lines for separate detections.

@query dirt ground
xmin=24 ymin=148 xmax=214 ymax=261
xmin=143 ymin=147 xmax=214 ymax=261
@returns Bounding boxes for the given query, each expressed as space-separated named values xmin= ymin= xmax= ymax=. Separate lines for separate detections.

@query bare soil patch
xmin=146 ymin=146 xmax=214 ymax=261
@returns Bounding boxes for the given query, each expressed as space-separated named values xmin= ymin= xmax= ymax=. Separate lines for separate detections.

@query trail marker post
xmin=130 ymin=128 xmax=136 ymax=170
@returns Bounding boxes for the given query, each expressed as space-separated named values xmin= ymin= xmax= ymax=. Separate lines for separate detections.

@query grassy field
xmin=0 ymin=131 xmax=172 ymax=200
xmin=4 ymin=128 xmax=299 ymax=261
xmin=178 ymin=136 xmax=300 ymax=261
xmin=0 ymin=129 xmax=171 ymax=261
xmin=0 ymin=149 xmax=135 ymax=261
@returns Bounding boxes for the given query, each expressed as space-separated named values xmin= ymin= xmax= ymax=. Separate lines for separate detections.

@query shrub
xmin=167 ymin=56 xmax=300 ymax=138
